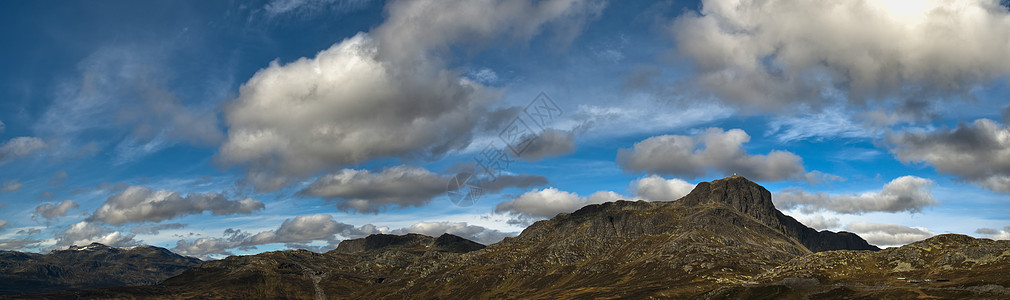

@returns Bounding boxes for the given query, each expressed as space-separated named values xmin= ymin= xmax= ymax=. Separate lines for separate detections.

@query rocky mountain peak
xmin=678 ymin=175 xmax=778 ymax=221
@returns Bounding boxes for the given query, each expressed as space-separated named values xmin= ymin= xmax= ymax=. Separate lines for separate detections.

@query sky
xmin=1 ymin=0 xmax=1009 ymax=259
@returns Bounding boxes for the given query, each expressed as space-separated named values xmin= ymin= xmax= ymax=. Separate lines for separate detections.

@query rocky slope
xmin=706 ymin=234 xmax=1010 ymax=299
xmin=0 ymin=243 xmax=201 ymax=295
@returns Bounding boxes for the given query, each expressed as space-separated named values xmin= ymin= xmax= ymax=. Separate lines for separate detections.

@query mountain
xmin=0 ymin=242 xmax=201 ymax=295
xmin=22 ymin=175 xmax=1010 ymax=299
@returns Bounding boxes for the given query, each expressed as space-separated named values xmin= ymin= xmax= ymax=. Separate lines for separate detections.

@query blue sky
xmin=1 ymin=0 xmax=1009 ymax=258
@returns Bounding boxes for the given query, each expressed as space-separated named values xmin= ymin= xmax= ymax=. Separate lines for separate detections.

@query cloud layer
xmin=89 ymin=186 xmax=264 ymax=225
xmin=618 ymin=128 xmax=811 ymax=181
xmin=55 ymin=221 xmax=138 ymax=249
xmin=887 ymin=119 xmax=1010 ymax=193
xmin=495 ymin=187 xmax=623 ymax=224
xmin=300 ymin=166 xmax=547 ymax=213
xmin=775 ymin=176 xmax=936 ymax=214
xmin=631 ymin=175 xmax=694 ymax=201
xmin=0 ymin=137 xmax=46 ymax=164
xmin=672 ymin=0 xmax=1010 ymax=109
xmin=844 ymin=222 xmax=934 ymax=248
xmin=34 ymin=200 xmax=79 ymax=221
xmin=219 ymin=0 xmax=604 ymax=191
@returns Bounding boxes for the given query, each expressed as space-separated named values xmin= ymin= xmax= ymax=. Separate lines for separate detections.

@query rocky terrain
xmin=10 ymin=175 xmax=1010 ymax=299
xmin=0 ymin=243 xmax=201 ymax=295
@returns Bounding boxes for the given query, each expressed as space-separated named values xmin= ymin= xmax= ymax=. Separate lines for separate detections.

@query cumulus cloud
xmin=775 ymin=176 xmax=937 ymax=214
xmin=1 ymin=179 xmax=22 ymax=193
xmin=618 ymin=128 xmax=818 ymax=182
xmin=173 ymin=228 xmax=251 ymax=257
xmin=844 ymin=222 xmax=935 ymax=248
xmin=247 ymin=214 xmax=353 ymax=245
xmin=174 ymin=214 xmax=366 ymax=257
xmin=495 ymin=187 xmax=624 ymax=225
xmin=516 ymin=129 xmax=576 ymax=161
xmin=389 ymin=221 xmax=516 ymax=245
xmin=219 ymin=0 xmax=604 ymax=191
xmin=672 ymin=0 xmax=1010 ymax=110
xmin=54 ymin=221 xmax=138 ymax=249
xmin=34 ymin=200 xmax=79 ymax=221
xmin=632 ymin=175 xmax=694 ymax=201
xmin=975 ymin=226 xmax=1010 ymax=240
xmin=887 ymin=119 xmax=1010 ymax=193
xmin=300 ymin=166 xmax=548 ymax=212
xmin=300 ymin=166 xmax=453 ymax=213
xmin=89 ymin=186 xmax=264 ymax=225
xmin=796 ymin=215 xmax=841 ymax=230
xmin=0 ymin=137 xmax=46 ymax=163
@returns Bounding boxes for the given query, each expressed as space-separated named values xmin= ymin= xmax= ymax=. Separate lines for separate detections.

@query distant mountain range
xmin=5 ymin=175 xmax=1009 ymax=299
xmin=0 ymin=242 xmax=201 ymax=295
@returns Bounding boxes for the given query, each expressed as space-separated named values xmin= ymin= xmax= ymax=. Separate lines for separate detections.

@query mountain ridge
xmin=0 ymin=242 xmax=202 ymax=295
xmin=13 ymin=175 xmax=1010 ymax=299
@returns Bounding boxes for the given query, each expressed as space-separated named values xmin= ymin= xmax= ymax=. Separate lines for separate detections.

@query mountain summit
xmin=680 ymin=175 xmax=878 ymax=252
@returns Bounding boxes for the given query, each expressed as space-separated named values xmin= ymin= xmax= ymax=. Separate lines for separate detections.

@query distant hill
xmin=16 ymin=176 xmax=1010 ymax=299
xmin=0 ymin=242 xmax=201 ymax=295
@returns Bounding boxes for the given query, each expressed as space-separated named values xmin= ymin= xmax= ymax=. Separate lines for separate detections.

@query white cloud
xmin=774 ymin=176 xmax=937 ymax=214
xmin=632 ymin=175 xmax=694 ymax=201
xmin=844 ymin=222 xmax=934 ymax=248
xmin=1 ymin=179 xmax=22 ymax=193
xmin=672 ymin=0 xmax=1010 ymax=110
xmin=55 ymin=221 xmax=138 ymax=249
xmin=246 ymin=214 xmax=351 ymax=245
xmin=34 ymin=200 xmax=79 ymax=221
xmin=765 ymin=107 xmax=874 ymax=143
xmin=219 ymin=0 xmax=604 ymax=191
xmin=89 ymin=186 xmax=264 ymax=225
xmin=887 ymin=118 xmax=1010 ymax=193
xmin=617 ymin=128 xmax=815 ymax=182
xmin=796 ymin=215 xmax=841 ymax=230
xmin=0 ymin=137 xmax=46 ymax=163
xmin=495 ymin=187 xmax=624 ymax=225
